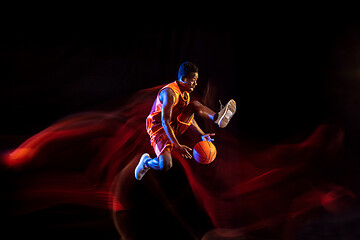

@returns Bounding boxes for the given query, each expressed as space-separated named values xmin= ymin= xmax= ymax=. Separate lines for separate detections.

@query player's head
xmin=178 ymin=61 xmax=198 ymax=92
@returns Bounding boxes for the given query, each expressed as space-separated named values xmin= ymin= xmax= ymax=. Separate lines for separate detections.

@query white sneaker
xmin=135 ymin=153 xmax=151 ymax=180
xmin=214 ymin=99 xmax=236 ymax=128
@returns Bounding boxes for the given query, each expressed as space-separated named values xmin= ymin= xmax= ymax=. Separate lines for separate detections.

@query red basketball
xmin=193 ymin=141 xmax=217 ymax=164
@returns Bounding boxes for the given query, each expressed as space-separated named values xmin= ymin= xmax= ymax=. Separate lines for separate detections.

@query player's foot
xmin=135 ymin=153 xmax=151 ymax=180
xmin=215 ymin=99 xmax=236 ymax=128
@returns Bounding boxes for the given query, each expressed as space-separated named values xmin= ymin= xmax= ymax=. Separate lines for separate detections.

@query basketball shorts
xmin=149 ymin=114 xmax=194 ymax=157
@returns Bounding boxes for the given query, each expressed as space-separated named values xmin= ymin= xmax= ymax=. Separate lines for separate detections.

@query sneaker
xmin=214 ymin=99 xmax=236 ymax=128
xmin=135 ymin=153 xmax=151 ymax=180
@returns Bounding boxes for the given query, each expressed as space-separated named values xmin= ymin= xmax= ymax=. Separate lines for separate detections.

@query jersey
xmin=146 ymin=81 xmax=194 ymax=156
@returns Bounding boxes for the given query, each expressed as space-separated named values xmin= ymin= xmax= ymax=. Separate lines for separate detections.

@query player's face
xmin=182 ymin=72 xmax=198 ymax=92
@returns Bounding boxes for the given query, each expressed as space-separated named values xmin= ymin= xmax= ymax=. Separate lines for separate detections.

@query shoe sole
xmin=217 ymin=99 xmax=236 ymax=128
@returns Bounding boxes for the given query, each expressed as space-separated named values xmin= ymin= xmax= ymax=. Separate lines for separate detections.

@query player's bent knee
xmin=193 ymin=100 xmax=205 ymax=108
xmin=159 ymin=150 xmax=172 ymax=171
xmin=160 ymin=158 xmax=172 ymax=171
xmin=188 ymin=100 xmax=201 ymax=110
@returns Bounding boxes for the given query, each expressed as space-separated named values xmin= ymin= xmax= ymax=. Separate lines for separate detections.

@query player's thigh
xmin=158 ymin=147 xmax=172 ymax=171
xmin=178 ymin=101 xmax=200 ymax=123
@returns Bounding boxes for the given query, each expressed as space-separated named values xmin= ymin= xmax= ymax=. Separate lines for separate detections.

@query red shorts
xmin=148 ymin=114 xmax=194 ymax=157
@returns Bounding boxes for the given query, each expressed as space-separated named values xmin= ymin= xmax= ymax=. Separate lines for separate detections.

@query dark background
xmin=2 ymin=11 xmax=360 ymax=239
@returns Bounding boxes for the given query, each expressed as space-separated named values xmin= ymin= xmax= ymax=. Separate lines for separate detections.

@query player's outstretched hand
xmin=176 ymin=144 xmax=193 ymax=159
xmin=201 ymin=133 xmax=215 ymax=142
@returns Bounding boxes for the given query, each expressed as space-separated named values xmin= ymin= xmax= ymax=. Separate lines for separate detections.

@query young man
xmin=135 ymin=62 xmax=236 ymax=180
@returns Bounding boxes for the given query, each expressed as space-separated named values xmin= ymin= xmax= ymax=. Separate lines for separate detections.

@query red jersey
xmin=146 ymin=81 xmax=193 ymax=156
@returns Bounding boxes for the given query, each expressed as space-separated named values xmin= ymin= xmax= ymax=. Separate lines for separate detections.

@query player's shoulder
xmin=159 ymin=87 xmax=177 ymax=104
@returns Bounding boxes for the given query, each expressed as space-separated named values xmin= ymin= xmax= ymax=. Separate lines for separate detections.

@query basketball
xmin=193 ymin=141 xmax=217 ymax=164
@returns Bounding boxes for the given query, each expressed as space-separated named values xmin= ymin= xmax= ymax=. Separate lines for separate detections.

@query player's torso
xmin=146 ymin=81 xmax=190 ymax=131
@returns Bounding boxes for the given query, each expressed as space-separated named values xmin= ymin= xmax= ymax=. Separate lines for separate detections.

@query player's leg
xmin=145 ymin=147 xmax=172 ymax=171
xmin=180 ymin=100 xmax=216 ymax=122
xmin=180 ymin=100 xmax=236 ymax=128
xmin=135 ymin=147 xmax=172 ymax=180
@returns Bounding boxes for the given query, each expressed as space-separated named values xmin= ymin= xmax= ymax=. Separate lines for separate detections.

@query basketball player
xmin=135 ymin=62 xmax=236 ymax=180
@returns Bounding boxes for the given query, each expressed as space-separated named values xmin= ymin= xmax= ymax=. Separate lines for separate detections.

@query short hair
xmin=178 ymin=61 xmax=198 ymax=80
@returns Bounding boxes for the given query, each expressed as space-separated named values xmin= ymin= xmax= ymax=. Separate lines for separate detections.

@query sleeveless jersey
xmin=146 ymin=81 xmax=193 ymax=156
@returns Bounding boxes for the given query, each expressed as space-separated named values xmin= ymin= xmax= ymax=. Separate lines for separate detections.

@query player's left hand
xmin=201 ymin=133 xmax=215 ymax=142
